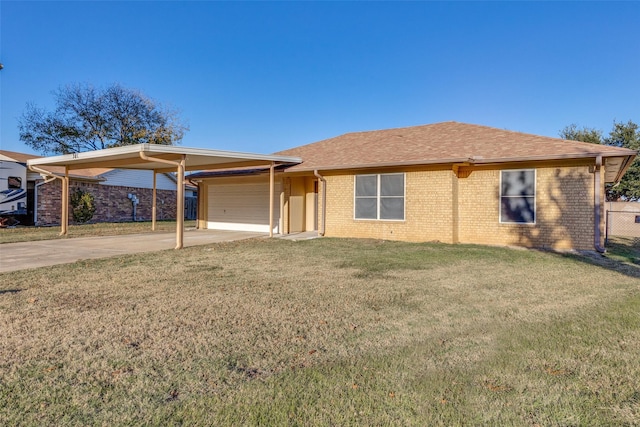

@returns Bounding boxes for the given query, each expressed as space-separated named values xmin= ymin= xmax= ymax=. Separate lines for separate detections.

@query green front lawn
xmin=1 ymin=238 xmax=639 ymax=425
xmin=606 ymin=236 xmax=640 ymax=265
xmin=0 ymin=220 xmax=196 ymax=244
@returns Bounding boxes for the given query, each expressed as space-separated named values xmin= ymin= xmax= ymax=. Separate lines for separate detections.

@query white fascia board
xmin=27 ymin=144 xmax=147 ymax=166
xmin=142 ymin=144 xmax=301 ymax=163
xmin=26 ymin=144 xmax=302 ymax=168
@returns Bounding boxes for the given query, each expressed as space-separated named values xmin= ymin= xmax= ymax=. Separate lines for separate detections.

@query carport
xmin=27 ymin=144 xmax=301 ymax=249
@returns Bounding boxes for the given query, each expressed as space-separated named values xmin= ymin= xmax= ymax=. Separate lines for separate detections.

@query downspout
xmin=29 ymin=166 xmax=64 ymax=227
xmin=594 ymin=155 xmax=606 ymax=253
xmin=269 ymin=162 xmax=275 ymax=238
xmin=34 ymin=175 xmax=57 ymax=224
xmin=313 ymin=170 xmax=326 ymax=236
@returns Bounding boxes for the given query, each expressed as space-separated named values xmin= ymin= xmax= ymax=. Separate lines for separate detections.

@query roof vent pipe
xmin=594 ymin=155 xmax=606 ymax=253
xmin=314 ymin=170 xmax=326 ymax=236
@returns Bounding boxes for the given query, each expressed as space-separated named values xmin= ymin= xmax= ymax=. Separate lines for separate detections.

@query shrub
xmin=70 ymin=189 xmax=96 ymax=223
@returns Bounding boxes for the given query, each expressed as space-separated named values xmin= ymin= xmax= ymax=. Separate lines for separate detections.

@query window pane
xmin=501 ymin=170 xmax=534 ymax=196
xmin=501 ymin=197 xmax=535 ymax=223
xmin=8 ymin=176 xmax=21 ymax=189
xmin=380 ymin=174 xmax=404 ymax=196
xmin=355 ymin=198 xmax=377 ymax=219
xmin=355 ymin=175 xmax=377 ymax=197
xmin=380 ymin=197 xmax=404 ymax=220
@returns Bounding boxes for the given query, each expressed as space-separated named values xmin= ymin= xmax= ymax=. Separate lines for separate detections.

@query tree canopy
xmin=559 ymin=120 xmax=640 ymax=201
xmin=18 ymin=84 xmax=188 ymax=155
xmin=559 ymin=124 xmax=603 ymax=145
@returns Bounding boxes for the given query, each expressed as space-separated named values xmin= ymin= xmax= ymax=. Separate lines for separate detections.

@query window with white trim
xmin=500 ymin=169 xmax=535 ymax=223
xmin=355 ymin=173 xmax=405 ymax=220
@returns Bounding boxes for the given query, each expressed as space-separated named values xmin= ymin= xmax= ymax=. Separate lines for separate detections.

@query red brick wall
xmin=36 ymin=180 xmax=178 ymax=225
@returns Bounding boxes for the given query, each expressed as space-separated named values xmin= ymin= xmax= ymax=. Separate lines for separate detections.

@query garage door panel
xmin=207 ymin=181 xmax=280 ymax=233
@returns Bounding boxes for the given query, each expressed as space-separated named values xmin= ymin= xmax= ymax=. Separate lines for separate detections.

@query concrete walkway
xmin=0 ymin=229 xmax=267 ymax=273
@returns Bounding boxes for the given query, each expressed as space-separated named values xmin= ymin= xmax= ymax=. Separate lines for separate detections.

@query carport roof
xmin=26 ymin=143 xmax=302 ymax=172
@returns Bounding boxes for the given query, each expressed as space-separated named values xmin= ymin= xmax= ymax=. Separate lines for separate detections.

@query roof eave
xmin=286 ymin=151 xmax=634 ymax=173
xmin=26 ymin=144 xmax=303 ymax=170
xmin=612 ymin=153 xmax=637 ymax=183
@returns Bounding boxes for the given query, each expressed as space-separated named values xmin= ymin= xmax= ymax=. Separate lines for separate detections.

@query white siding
xmin=99 ymin=170 xmax=176 ymax=190
xmin=207 ymin=177 xmax=281 ymax=233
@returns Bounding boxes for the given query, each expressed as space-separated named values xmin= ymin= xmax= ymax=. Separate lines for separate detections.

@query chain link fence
xmin=605 ymin=202 xmax=640 ymax=242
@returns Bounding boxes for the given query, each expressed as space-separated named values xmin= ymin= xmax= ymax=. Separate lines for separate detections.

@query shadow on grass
xmin=0 ymin=289 xmax=23 ymax=295
xmin=605 ymin=236 xmax=640 ymax=264
xmin=555 ymin=248 xmax=640 ymax=280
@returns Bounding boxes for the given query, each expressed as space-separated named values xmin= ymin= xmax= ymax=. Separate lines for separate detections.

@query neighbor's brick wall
xmin=323 ymin=168 xmax=454 ymax=242
xmin=457 ymin=165 xmax=595 ymax=250
xmin=36 ymin=180 xmax=177 ymax=225
xmin=318 ymin=162 xmax=599 ymax=250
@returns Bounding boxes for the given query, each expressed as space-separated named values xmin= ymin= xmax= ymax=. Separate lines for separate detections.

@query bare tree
xmin=19 ymin=83 xmax=188 ymax=155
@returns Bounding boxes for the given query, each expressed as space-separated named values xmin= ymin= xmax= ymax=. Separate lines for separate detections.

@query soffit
xmin=26 ymin=144 xmax=301 ymax=172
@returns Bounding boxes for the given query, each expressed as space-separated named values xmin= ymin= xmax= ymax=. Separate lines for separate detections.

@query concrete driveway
xmin=0 ymin=229 xmax=267 ymax=273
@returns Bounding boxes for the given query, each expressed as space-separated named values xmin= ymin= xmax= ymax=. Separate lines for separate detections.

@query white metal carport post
xmin=139 ymin=152 xmax=186 ymax=249
xmin=176 ymin=155 xmax=185 ymax=248
xmin=269 ymin=162 xmax=274 ymax=238
xmin=152 ymin=171 xmax=157 ymax=231
xmin=60 ymin=166 xmax=70 ymax=235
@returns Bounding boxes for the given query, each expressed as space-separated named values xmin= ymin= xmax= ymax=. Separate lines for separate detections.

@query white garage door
xmin=207 ymin=179 xmax=281 ymax=233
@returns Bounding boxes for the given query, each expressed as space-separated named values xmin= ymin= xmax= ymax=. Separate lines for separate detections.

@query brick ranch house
xmin=1 ymin=149 xmax=189 ymax=225
xmin=190 ymin=121 xmax=636 ymax=251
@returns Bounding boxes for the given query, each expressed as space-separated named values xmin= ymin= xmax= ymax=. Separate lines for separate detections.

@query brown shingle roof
xmin=275 ymin=121 xmax=636 ymax=172
xmin=0 ymin=149 xmax=113 ymax=178
xmin=0 ymin=149 xmax=40 ymax=163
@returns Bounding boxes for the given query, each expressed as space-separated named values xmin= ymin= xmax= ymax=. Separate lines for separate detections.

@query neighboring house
xmin=190 ymin=121 xmax=636 ymax=251
xmin=0 ymin=150 xmax=194 ymax=225
xmin=0 ymin=152 xmax=28 ymax=217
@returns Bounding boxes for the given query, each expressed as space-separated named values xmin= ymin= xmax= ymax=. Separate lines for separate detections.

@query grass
xmin=606 ymin=236 xmax=640 ymax=265
xmin=0 ymin=220 xmax=196 ymax=244
xmin=1 ymin=237 xmax=639 ymax=425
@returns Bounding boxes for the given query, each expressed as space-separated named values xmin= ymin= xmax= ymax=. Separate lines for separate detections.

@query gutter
xmin=29 ymin=165 xmax=64 ymax=179
xmin=594 ymin=155 xmax=606 ymax=253
xmin=286 ymin=152 xmax=635 ymax=173
xmin=26 ymin=143 xmax=301 ymax=168
xmin=314 ymin=170 xmax=326 ymax=236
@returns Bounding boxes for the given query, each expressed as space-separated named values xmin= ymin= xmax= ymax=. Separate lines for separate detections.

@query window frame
xmin=354 ymin=173 xmax=406 ymax=221
xmin=499 ymin=169 xmax=536 ymax=224
xmin=7 ymin=176 xmax=22 ymax=189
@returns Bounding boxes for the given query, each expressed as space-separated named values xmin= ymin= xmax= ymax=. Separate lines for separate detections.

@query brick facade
xmin=456 ymin=164 xmax=595 ymax=249
xmin=36 ymin=179 xmax=177 ymax=225
xmin=314 ymin=160 xmax=603 ymax=250
xmin=195 ymin=160 xmax=604 ymax=250
xmin=323 ymin=167 xmax=455 ymax=242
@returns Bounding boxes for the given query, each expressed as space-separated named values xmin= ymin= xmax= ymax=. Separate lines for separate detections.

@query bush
xmin=70 ymin=189 xmax=96 ymax=223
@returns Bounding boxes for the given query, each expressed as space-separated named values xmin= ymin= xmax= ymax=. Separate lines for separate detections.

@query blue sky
xmin=1 ymin=1 xmax=639 ymax=155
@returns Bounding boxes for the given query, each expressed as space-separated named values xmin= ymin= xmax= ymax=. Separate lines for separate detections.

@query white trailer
xmin=0 ymin=158 xmax=28 ymax=216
